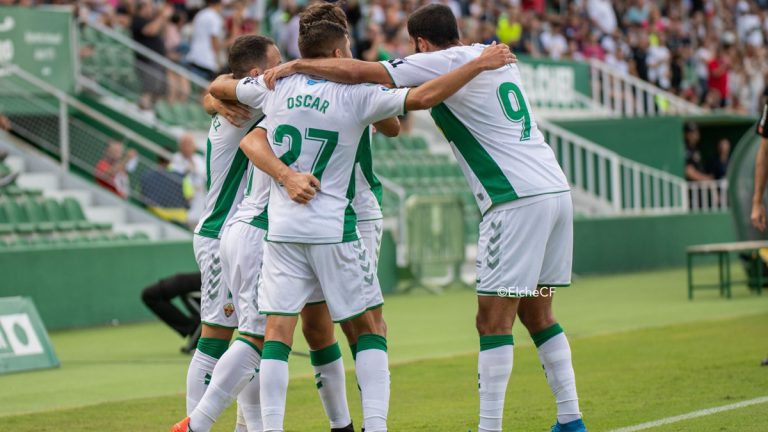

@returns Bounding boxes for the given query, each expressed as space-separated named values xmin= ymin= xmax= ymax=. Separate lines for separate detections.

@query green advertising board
xmin=0 ymin=6 xmax=76 ymax=93
xmin=0 ymin=297 xmax=59 ymax=374
xmin=516 ymin=55 xmax=591 ymax=108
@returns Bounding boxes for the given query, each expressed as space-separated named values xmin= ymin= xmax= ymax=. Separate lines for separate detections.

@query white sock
xmin=239 ymin=368 xmax=264 ymax=431
xmin=235 ymin=404 xmax=248 ymax=432
xmin=190 ymin=339 xmax=262 ymax=432
xmin=477 ymin=335 xmax=514 ymax=432
xmin=534 ymin=324 xmax=581 ymax=424
xmin=310 ymin=342 xmax=351 ymax=428
xmin=186 ymin=338 xmax=229 ymax=414
xmin=260 ymin=341 xmax=292 ymax=432
xmin=355 ymin=334 xmax=389 ymax=432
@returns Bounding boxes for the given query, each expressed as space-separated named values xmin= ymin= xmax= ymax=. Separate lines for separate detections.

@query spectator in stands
xmin=186 ymin=0 xmax=225 ymax=79
xmin=169 ymin=134 xmax=205 ymax=227
xmin=684 ymin=122 xmax=712 ymax=182
xmin=140 ymin=156 xmax=188 ymax=224
xmin=711 ymin=138 xmax=731 ymax=180
xmin=131 ymin=0 xmax=174 ymax=110
xmin=0 ymin=114 xmax=10 ymax=132
xmin=707 ymin=46 xmax=730 ymax=109
xmin=164 ymin=11 xmax=191 ymax=104
xmin=95 ymin=140 xmax=138 ymax=199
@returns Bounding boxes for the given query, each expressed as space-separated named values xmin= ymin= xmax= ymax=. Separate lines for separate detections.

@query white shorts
xmin=259 ymin=238 xmax=381 ymax=322
xmin=476 ymin=192 xmax=573 ymax=297
xmin=219 ymin=221 xmax=267 ymax=337
xmin=194 ymin=235 xmax=238 ymax=328
xmin=357 ymin=219 xmax=384 ymax=309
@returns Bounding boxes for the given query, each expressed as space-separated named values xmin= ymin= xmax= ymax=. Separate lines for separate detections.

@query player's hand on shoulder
xmin=476 ymin=42 xmax=517 ymax=71
xmin=214 ymin=99 xmax=250 ymax=127
xmin=264 ymin=60 xmax=299 ymax=90
xmin=283 ymin=171 xmax=321 ymax=205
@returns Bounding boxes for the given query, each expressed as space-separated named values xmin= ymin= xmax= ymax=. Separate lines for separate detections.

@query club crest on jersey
xmin=223 ymin=303 xmax=235 ymax=317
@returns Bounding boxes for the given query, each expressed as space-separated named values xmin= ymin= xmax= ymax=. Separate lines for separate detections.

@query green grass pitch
xmin=1 ymin=265 xmax=767 ymax=431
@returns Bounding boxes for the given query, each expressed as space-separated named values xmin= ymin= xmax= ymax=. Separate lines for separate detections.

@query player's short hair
xmin=228 ymin=35 xmax=275 ymax=79
xmin=298 ymin=19 xmax=348 ymax=59
xmin=300 ymin=1 xmax=348 ymax=31
xmin=407 ymin=4 xmax=460 ymax=48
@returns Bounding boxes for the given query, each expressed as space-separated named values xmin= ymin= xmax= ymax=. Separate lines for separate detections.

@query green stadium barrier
xmin=0 ymin=296 xmax=59 ymax=374
xmin=573 ymin=212 xmax=735 ymax=274
xmin=402 ymin=195 xmax=467 ymax=292
xmin=0 ymin=241 xmax=198 ymax=330
xmin=554 ymin=115 xmax=754 ymax=178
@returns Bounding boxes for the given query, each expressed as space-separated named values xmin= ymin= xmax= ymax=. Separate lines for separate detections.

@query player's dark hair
xmin=299 ymin=1 xmax=348 ymax=31
xmin=407 ymin=4 xmax=460 ymax=48
xmin=228 ymin=35 xmax=275 ymax=79
xmin=298 ymin=20 xmax=348 ymax=59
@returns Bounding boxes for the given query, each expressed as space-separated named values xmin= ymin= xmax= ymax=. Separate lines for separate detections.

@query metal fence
xmin=0 ymin=65 xmax=192 ymax=220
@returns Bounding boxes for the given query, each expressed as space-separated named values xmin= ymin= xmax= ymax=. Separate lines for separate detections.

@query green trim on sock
xmin=310 ymin=342 xmax=342 ymax=366
xmin=356 ymin=334 xmax=387 ymax=353
xmin=349 ymin=343 xmax=358 ymax=360
xmin=196 ymin=337 xmax=230 ymax=359
xmin=531 ymin=323 xmax=563 ymax=348
xmin=235 ymin=337 xmax=263 ymax=356
xmin=262 ymin=340 xmax=292 ymax=361
xmin=479 ymin=334 xmax=514 ymax=351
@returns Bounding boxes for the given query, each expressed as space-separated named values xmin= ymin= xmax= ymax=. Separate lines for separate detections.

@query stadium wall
xmin=0 ymin=241 xmax=197 ymax=330
xmin=2 ymin=214 xmax=734 ymax=329
xmin=573 ymin=212 xmax=735 ymax=274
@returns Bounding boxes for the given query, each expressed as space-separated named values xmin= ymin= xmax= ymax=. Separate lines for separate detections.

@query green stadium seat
xmin=61 ymin=198 xmax=98 ymax=231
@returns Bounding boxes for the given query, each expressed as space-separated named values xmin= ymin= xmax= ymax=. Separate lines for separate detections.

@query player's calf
xmin=347 ymin=311 xmax=389 ymax=432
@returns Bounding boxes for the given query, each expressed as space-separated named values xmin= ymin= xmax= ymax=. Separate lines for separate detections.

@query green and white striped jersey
xmin=352 ymin=127 xmax=383 ymax=222
xmin=228 ymin=162 xmax=270 ymax=229
xmin=381 ymin=44 xmax=569 ymax=214
xmin=194 ymin=111 xmax=264 ymax=239
xmin=235 ymin=75 xmax=407 ymax=243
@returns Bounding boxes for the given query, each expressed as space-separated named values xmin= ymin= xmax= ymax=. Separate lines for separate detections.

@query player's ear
xmin=247 ymin=67 xmax=261 ymax=77
xmin=333 ymin=48 xmax=343 ymax=59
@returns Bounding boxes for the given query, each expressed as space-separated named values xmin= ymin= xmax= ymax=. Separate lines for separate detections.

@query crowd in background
xmin=43 ymin=0 xmax=768 ymax=116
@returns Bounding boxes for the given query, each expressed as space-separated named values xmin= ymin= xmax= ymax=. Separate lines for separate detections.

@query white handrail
xmin=537 ymin=118 xmax=690 ymax=214
xmin=379 ymin=175 xmax=408 ymax=266
xmin=589 ymin=59 xmax=704 ymax=117
xmin=2 ymin=65 xmax=174 ymax=160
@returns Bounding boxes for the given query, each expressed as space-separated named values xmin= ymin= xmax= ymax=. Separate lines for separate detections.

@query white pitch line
xmin=608 ymin=396 xmax=768 ymax=432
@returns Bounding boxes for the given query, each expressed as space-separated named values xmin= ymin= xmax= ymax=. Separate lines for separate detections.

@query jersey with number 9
xmin=381 ymin=45 xmax=569 ymax=214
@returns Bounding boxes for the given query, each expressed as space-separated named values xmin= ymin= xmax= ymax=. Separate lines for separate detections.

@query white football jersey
xmin=381 ymin=44 xmax=569 ymax=214
xmin=352 ymin=126 xmax=383 ymax=222
xmin=228 ymin=162 xmax=271 ymax=229
xmin=236 ymin=75 xmax=407 ymax=243
xmin=194 ymin=111 xmax=264 ymax=238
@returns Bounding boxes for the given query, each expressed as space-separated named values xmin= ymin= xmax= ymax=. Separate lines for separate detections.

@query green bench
xmin=686 ymin=240 xmax=768 ymax=299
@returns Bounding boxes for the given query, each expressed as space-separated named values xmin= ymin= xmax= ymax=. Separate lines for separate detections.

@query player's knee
xmin=302 ymin=320 xmax=334 ymax=349
xmin=520 ymin=312 xmax=556 ymax=334
xmin=475 ymin=312 xmax=512 ymax=336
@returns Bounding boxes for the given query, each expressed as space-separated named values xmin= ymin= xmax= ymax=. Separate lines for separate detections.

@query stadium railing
xmin=538 ymin=119 xmax=690 ymax=214
xmin=589 ymin=59 xmax=704 ymax=117
xmin=78 ymin=22 xmax=213 ymax=134
xmin=686 ymin=179 xmax=729 ymax=213
xmin=0 ymin=65 xmax=188 ymax=213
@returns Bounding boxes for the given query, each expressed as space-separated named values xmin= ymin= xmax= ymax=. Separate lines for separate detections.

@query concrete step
xmin=84 ymin=206 xmax=126 ymax=224
xmin=4 ymin=155 xmax=25 ymax=173
xmin=16 ymin=172 xmax=59 ymax=191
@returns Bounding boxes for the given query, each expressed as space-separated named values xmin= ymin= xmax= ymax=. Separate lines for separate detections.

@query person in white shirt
xmin=264 ymin=4 xmax=587 ymax=432
xmin=186 ymin=0 xmax=225 ymax=79
xmin=170 ymin=133 xmax=206 ymax=227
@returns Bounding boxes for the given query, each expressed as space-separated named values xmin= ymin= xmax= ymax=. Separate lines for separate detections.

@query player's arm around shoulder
xmin=373 ymin=117 xmax=400 ymax=137
xmin=404 ymin=42 xmax=515 ymax=111
xmin=208 ymin=74 xmax=240 ymax=101
xmin=240 ymin=127 xmax=320 ymax=205
xmin=263 ymin=58 xmax=393 ymax=89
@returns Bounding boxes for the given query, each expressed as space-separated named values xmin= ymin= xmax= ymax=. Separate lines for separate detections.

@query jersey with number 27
xmin=381 ymin=44 xmax=569 ymax=215
xmin=235 ymin=75 xmax=408 ymax=243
